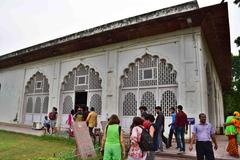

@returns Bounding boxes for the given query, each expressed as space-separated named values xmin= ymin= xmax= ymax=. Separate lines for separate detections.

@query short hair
xmin=139 ymin=106 xmax=147 ymax=111
xmin=170 ymin=107 xmax=175 ymax=111
xmin=131 ymin=117 xmax=144 ymax=126
xmin=145 ymin=114 xmax=155 ymax=123
xmin=90 ymin=107 xmax=95 ymax=111
xmin=199 ymin=113 xmax=206 ymax=118
xmin=155 ymin=106 xmax=161 ymax=110
xmin=108 ymin=114 xmax=120 ymax=125
xmin=53 ymin=107 xmax=57 ymax=111
xmin=177 ymin=105 xmax=183 ymax=111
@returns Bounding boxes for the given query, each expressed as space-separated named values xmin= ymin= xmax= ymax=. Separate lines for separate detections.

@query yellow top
xmin=86 ymin=111 xmax=97 ymax=128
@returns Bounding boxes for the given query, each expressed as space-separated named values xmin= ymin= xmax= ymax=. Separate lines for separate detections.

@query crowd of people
xmin=42 ymin=105 xmax=240 ymax=160
xmin=43 ymin=105 xmax=98 ymax=137
xmin=100 ymin=105 xmax=220 ymax=160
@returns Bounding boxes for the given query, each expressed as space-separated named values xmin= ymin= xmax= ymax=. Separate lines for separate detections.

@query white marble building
xmin=0 ymin=1 xmax=231 ymax=134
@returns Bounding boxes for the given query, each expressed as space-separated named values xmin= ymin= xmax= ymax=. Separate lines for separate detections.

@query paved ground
xmin=156 ymin=157 xmax=190 ymax=160
xmin=0 ymin=122 xmax=44 ymax=136
xmin=155 ymin=135 xmax=239 ymax=160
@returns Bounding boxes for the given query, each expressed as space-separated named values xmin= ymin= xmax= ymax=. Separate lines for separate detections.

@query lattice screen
xmin=122 ymin=64 xmax=138 ymax=88
xmin=26 ymin=97 xmax=33 ymax=113
xmin=43 ymin=79 xmax=49 ymax=92
xmin=25 ymin=72 xmax=49 ymax=94
xmin=75 ymin=85 xmax=88 ymax=91
xmin=139 ymin=54 xmax=157 ymax=68
xmin=123 ymin=92 xmax=137 ymax=116
xmin=42 ymin=96 xmax=49 ymax=113
xmin=61 ymin=64 xmax=102 ymax=116
xmin=120 ymin=54 xmax=178 ymax=117
xmin=63 ymin=72 xmax=75 ymax=91
xmin=90 ymin=94 xmax=102 ymax=115
xmin=24 ymin=72 xmax=49 ymax=119
xmin=34 ymin=97 xmax=41 ymax=113
xmin=76 ymin=64 xmax=88 ymax=76
xmin=158 ymin=60 xmax=177 ymax=85
xmin=62 ymin=64 xmax=102 ymax=91
xmin=63 ymin=96 xmax=73 ymax=114
xmin=140 ymin=91 xmax=156 ymax=115
xmin=89 ymin=70 xmax=102 ymax=89
xmin=160 ymin=90 xmax=177 ymax=116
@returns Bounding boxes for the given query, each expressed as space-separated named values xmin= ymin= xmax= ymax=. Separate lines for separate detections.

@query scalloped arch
xmin=25 ymin=71 xmax=49 ymax=94
xmin=120 ymin=53 xmax=177 ymax=87
xmin=61 ymin=63 xmax=102 ymax=91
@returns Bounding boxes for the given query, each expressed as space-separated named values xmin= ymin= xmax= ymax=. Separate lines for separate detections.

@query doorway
xmin=75 ymin=91 xmax=87 ymax=111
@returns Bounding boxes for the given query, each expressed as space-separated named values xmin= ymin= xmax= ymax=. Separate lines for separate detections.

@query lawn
xmin=0 ymin=130 xmax=76 ymax=160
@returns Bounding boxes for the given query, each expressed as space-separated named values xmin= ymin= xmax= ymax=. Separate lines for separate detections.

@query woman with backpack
xmin=144 ymin=114 xmax=156 ymax=160
xmin=128 ymin=116 xmax=147 ymax=160
xmin=101 ymin=114 xmax=125 ymax=160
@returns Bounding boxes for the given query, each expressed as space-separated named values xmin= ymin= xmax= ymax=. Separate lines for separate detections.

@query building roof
xmin=0 ymin=1 xmax=231 ymax=91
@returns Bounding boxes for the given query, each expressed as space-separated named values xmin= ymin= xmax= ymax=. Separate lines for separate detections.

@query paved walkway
xmin=0 ymin=122 xmax=44 ymax=136
xmin=155 ymin=135 xmax=239 ymax=160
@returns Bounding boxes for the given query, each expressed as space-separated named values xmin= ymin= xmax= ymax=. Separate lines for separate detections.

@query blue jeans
xmin=176 ymin=126 xmax=185 ymax=151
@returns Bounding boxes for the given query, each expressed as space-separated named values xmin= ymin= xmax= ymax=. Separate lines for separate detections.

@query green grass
xmin=0 ymin=130 xmax=75 ymax=160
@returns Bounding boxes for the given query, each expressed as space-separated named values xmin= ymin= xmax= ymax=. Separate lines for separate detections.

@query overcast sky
xmin=0 ymin=0 xmax=239 ymax=56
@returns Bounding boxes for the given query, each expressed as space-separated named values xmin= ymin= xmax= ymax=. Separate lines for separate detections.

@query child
xmin=43 ymin=116 xmax=50 ymax=134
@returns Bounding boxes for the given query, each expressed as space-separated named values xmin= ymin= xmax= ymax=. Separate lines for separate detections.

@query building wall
xmin=199 ymin=34 xmax=225 ymax=133
xmin=0 ymin=27 xmax=224 ymax=133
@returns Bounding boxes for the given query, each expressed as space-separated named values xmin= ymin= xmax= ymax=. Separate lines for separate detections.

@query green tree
xmin=234 ymin=0 xmax=240 ymax=7
xmin=223 ymin=0 xmax=240 ymax=116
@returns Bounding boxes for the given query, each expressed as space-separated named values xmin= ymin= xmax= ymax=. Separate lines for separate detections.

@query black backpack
xmin=138 ymin=126 xmax=154 ymax=151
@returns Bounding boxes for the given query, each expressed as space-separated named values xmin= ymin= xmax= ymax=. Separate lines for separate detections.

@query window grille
xmin=61 ymin=64 xmax=102 ymax=116
xmin=25 ymin=72 xmax=49 ymax=94
xmin=26 ymin=97 xmax=33 ymax=113
xmin=34 ymin=97 xmax=41 ymax=113
xmin=122 ymin=65 xmax=138 ymax=88
xmin=43 ymin=79 xmax=49 ymax=92
xmin=160 ymin=90 xmax=177 ymax=116
xmin=63 ymin=96 xmax=73 ymax=114
xmin=120 ymin=54 xmax=178 ymax=117
xmin=123 ymin=92 xmax=137 ymax=116
xmin=76 ymin=76 xmax=86 ymax=85
xmin=90 ymin=94 xmax=102 ymax=115
xmin=42 ymin=97 xmax=49 ymax=114
xmin=35 ymin=81 xmax=42 ymax=90
xmin=63 ymin=72 xmax=75 ymax=91
xmin=89 ymin=70 xmax=102 ymax=89
xmin=140 ymin=91 xmax=156 ymax=115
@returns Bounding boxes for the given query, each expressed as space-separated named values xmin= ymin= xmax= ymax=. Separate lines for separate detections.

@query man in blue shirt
xmin=189 ymin=113 xmax=218 ymax=160
xmin=168 ymin=107 xmax=178 ymax=148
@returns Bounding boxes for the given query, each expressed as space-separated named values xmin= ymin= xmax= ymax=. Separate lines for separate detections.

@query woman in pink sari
xmin=67 ymin=109 xmax=75 ymax=137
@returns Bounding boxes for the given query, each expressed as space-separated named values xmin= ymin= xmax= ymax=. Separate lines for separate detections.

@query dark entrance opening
xmin=75 ymin=91 xmax=87 ymax=111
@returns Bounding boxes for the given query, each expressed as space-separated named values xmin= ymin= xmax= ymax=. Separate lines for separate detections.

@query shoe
xmin=177 ymin=150 xmax=185 ymax=154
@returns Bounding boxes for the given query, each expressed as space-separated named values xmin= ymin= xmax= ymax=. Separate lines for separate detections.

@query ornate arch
xmin=120 ymin=53 xmax=177 ymax=88
xmin=61 ymin=63 xmax=102 ymax=91
xmin=25 ymin=71 xmax=49 ymax=94
xmin=23 ymin=71 xmax=50 ymax=124
xmin=60 ymin=63 xmax=102 ymax=117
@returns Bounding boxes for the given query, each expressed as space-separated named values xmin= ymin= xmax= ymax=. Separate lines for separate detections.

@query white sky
xmin=0 ymin=0 xmax=239 ymax=56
